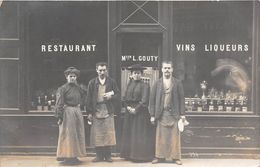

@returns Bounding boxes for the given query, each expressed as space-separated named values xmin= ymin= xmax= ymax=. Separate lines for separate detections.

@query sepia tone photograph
xmin=0 ymin=0 xmax=259 ymax=166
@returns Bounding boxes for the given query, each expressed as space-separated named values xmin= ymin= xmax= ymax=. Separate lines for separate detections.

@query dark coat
xmin=86 ymin=76 xmax=120 ymax=115
xmin=149 ymin=77 xmax=185 ymax=120
xmin=120 ymin=80 xmax=155 ymax=161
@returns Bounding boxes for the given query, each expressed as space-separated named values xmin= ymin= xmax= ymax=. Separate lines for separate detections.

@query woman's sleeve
xmin=134 ymin=83 xmax=150 ymax=112
xmin=54 ymin=87 xmax=65 ymax=119
xmin=122 ymin=81 xmax=131 ymax=108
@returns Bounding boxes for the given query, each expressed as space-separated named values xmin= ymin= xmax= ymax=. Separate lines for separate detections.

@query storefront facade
xmin=0 ymin=1 xmax=260 ymax=158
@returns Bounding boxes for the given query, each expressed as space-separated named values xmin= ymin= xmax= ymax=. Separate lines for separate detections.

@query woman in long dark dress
xmin=120 ymin=64 xmax=155 ymax=162
xmin=55 ymin=67 xmax=87 ymax=165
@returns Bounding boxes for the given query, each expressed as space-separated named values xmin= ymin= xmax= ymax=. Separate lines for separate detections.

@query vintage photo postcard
xmin=0 ymin=1 xmax=259 ymax=166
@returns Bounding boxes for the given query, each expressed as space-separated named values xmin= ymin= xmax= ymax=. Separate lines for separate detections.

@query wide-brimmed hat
xmin=64 ymin=67 xmax=80 ymax=77
xmin=127 ymin=64 xmax=146 ymax=71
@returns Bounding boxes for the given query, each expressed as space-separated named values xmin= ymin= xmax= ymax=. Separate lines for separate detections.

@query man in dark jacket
xmin=149 ymin=61 xmax=186 ymax=165
xmin=86 ymin=62 xmax=120 ymax=162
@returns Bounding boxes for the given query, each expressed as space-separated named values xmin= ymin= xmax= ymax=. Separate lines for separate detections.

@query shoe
xmin=63 ymin=158 xmax=81 ymax=166
xmin=105 ymin=157 xmax=113 ymax=162
xmin=92 ymin=157 xmax=103 ymax=162
xmin=152 ymin=158 xmax=164 ymax=164
xmin=56 ymin=157 xmax=65 ymax=161
xmin=175 ymin=160 xmax=182 ymax=165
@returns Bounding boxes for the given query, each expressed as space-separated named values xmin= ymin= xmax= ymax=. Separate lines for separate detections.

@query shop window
xmin=172 ymin=2 xmax=253 ymax=114
xmin=26 ymin=2 xmax=107 ymax=112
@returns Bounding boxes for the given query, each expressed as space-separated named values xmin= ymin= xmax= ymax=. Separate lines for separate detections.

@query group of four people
xmin=54 ymin=61 xmax=186 ymax=165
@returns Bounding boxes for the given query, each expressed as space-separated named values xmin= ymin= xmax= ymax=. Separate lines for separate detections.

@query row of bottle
xmin=31 ymin=94 xmax=56 ymax=111
xmin=185 ymin=98 xmax=248 ymax=112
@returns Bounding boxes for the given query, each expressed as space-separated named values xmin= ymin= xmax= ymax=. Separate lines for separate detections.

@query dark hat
xmin=127 ymin=64 xmax=146 ymax=71
xmin=64 ymin=67 xmax=80 ymax=77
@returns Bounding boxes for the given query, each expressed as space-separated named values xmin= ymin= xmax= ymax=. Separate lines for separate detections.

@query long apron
xmin=57 ymin=106 xmax=86 ymax=158
xmin=155 ymin=109 xmax=181 ymax=160
xmin=90 ymin=115 xmax=116 ymax=147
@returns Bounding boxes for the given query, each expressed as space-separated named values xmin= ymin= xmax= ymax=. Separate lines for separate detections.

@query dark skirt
xmin=120 ymin=106 xmax=155 ymax=161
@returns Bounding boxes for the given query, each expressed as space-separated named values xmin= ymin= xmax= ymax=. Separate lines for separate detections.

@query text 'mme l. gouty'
xmin=122 ymin=55 xmax=158 ymax=62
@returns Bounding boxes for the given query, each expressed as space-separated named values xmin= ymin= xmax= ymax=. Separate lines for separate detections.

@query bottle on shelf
xmin=217 ymin=99 xmax=223 ymax=112
xmin=225 ymin=100 xmax=233 ymax=112
xmin=185 ymin=99 xmax=190 ymax=112
xmin=50 ymin=94 xmax=56 ymax=111
xmin=197 ymin=99 xmax=202 ymax=112
xmin=208 ymin=100 xmax=214 ymax=112
xmin=37 ymin=96 xmax=42 ymax=111
xmin=193 ymin=93 xmax=199 ymax=112
xmin=224 ymin=90 xmax=231 ymax=112
xmin=201 ymin=97 xmax=208 ymax=111
xmin=242 ymin=96 xmax=248 ymax=112
xmin=43 ymin=95 xmax=49 ymax=111
xmin=234 ymin=95 xmax=241 ymax=112
xmin=230 ymin=99 xmax=235 ymax=112
xmin=217 ymin=90 xmax=224 ymax=112
xmin=191 ymin=100 xmax=196 ymax=111
xmin=31 ymin=101 xmax=36 ymax=110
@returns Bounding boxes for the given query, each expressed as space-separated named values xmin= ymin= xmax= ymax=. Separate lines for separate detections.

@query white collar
xmin=98 ymin=77 xmax=106 ymax=85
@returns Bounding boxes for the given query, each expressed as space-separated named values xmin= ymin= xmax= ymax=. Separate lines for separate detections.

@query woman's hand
xmin=130 ymin=108 xmax=136 ymax=114
xmin=127 ymin=106 xmax=136 ymax=114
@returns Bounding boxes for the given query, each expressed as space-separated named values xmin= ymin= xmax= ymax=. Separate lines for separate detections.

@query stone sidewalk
xmin=0 ymin=156 xmax=259 ymax=167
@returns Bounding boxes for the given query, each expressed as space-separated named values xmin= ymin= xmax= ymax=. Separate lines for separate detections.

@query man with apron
xmin=86 ymin=62 xmax=120 ymax=162
xmin=149 ymin=61 xmax=186 ymax=165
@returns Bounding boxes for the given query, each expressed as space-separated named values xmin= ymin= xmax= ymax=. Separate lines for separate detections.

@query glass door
xmin=120 ymin=33 xmax=161 ymax=97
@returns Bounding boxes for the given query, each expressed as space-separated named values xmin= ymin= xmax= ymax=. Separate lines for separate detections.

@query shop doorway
xmin=120 ymin=33 xmax=162 ymax=96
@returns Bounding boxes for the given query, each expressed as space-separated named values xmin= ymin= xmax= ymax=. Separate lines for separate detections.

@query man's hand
xmin=103 ymin=94 xmax=112 ymax=100
xmin=130 ymin=108 xmax=136 ymax=114
xmin=150 ymin=117 xmax=155 ymax=125
xmin=103 ymin=91 xmax=114 ymax=100
xmin=88 ymin=114 xmax=93 ymax=121
xmin=57 ymin=118 xmax=62 ymax=125
xmin=180 ymin=116 xmax=189 ymax=126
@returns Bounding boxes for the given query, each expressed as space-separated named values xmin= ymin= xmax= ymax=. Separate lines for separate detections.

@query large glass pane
xmin=172 ymin=2 xmax=253 ymax=113
xmin=0 ymin=2 xmax=18 ymax=38
xmin=27 ymin=2 xmax=107 ymax=112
